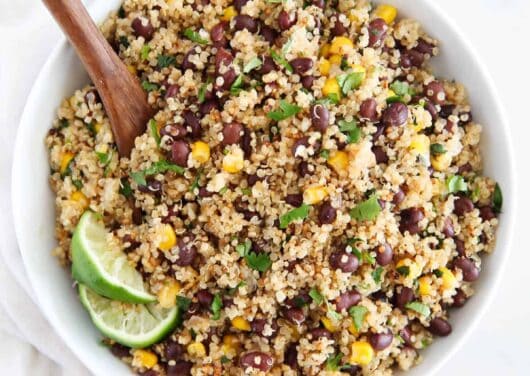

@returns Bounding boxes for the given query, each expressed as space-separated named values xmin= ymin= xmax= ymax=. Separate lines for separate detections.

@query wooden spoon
xmin=42 ymin=0 xmax=152 ymax=157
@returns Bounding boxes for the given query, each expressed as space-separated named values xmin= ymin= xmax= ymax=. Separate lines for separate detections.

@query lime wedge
xmin=71 ymin=211 xmax=155 ymax=303
xmin=78 ymin=285 xmax=178 ymax=348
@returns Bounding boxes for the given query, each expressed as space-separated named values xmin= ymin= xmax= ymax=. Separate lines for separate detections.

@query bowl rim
xmin=11 ymin=0 xmax=516 ymax=375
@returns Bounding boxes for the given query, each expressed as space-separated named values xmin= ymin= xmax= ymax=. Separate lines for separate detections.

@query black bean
xmin=399 ymin=207 xmax=424 ymax=235
xmin=234 ymin=0 xmax=249 ymax=11
xmin=368 ymin=18 xmax=388 ymax=47
xmin=428 ymin=317 xmax=452 ymax=337
xmin=401 ymin=49 xmax=424 ymax=67
xmin=217 ymin=67 xmax=237 ymax=90
xmin=375 ymin=243 xmax=393 ymax=266
xmin=479 ymin=206 xmax=496 ymax=221
xmin=394 ymin=286 xmax=414 ymax=309
xmin=372 ymin=145 xmax=388 ymax=164
xmin=359 ymin=98 xmax=378 ymax=121
xmin=318 ymin=201 xmax=337 ymax=224
xmin=110 ymin=343 xmax=130 ymax=358
xmin=415 ymin=38 xmax=435 ymax=56
xmin=284 ymin=343 xmax=298 ymax=369
xmin=181 ymin=48 xmax=197 ymax=70
xmin=424 ymin=81 xmax=446 ymax=105
xmin=166 ymin=361 xmax=192 ymax=376
xmin=453 ymin=196 xmax=474 ymax=216
xmin=240 ymin=352 xmax=274 ymax=371
xmin=241 ymin=128 xmax=252 ymax=158
xmin=439 ymin=104 xmax=455 ymax=119
xmin=285 ymin=193 xmax=303 ymax=208
xmin=182 ymin=110 xmax=202 ymax=139
xmin=392 ymin=188 xmax=406 ymax=206
xmin=175 ymin=235 xmax=197 ymax=266
xmin=455 ymin=239 xmax=465 ymax=256
xmin=251 ymin=319 xmax=278 ymax=338
xmin=260 ymin=25 xmax=278 ymax=44
xmin=196 ymin=290 xmax=213 ymax=308
xmin=283 ymin=307 xmax=305 ymax=325
xmin=160 ymin=124 xmax=187 ymax=140
xmin=442 ymin=217 xmax=455 ymax=238
xmin=335 ymin=290 xmax=361 ymax=312
xmin=215 ymin=48 xmax=233 ymax=73
xmin=459 ymin=111 xmax=473 ymax=125
xmin=310 ymin=104 xmax=330 ymax=132
xmin=170 ymin=140 xmax=190 ymax=167
xmin=163 ymin=84 xmax=178 ymax=99
xmin=400 ymin=326 xmax=414 ymax=347
xmin=290 ymin=57 xmax=313 ymax=75
xmin=330 ymin=14 xmax=347 ymax=36
xmin=259 ymin=56 xmax=276 ymax=75
xmin=298 ymin=161 xmax=311 ymax=177
xmin=233 ymin=15 xmax=258 ymax=33
xmin=141 ymin=179 xmax=162 ymax=195
xmin=141 ymin=370 xmax=159 ymax=376
xmin=247 ymin=173 xmax=260 ymax=186
xmin=278 ymin=11 xmax=296 ymax=31
xmin=369 ymin=331 xmax=393 ymax=351
xmin=329 ymin=251 xmax=359 ymax=273
xmin=132 ymin=207 xmax=143 ymax=225
xmin=164 ymin=341 xmax=183 ymax=360
xmin=286 ymin=291 xmax=311 ymax=308
xmin=210 ymin=22 xmax=227 ymax=48
xmin=301 ymin=75 xmax=315 ymax=90
xmin=454 ymin=257 xmax=479 ymax=282
xmin=131 ymin=17 xmax=154 ymax=40
xmin=309 ymin=328 xmax=332 ymax=340
xmin=199 ymin=98 xmax=219 ymax=115
xmin=292 ymin=136 xmax=309 ymax=157
xmin=382 ymin=102 xmax=409 ymax=127
xmin=452 ymin=289 xmax=468 ymax=308
xmin=222 ymin=122 xmax=243 ymax=145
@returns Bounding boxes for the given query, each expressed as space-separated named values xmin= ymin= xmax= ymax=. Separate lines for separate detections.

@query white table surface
xmin=1 ymin=0 xmax=529 ymax=374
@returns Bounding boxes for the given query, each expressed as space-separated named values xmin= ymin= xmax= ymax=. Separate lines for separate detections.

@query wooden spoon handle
xmin=42 ymin=0 xmax=151 ymax=156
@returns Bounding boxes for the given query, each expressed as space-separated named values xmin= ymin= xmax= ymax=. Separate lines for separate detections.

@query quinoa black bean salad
xmin=45 ymin=0 xmax=504 ymax=375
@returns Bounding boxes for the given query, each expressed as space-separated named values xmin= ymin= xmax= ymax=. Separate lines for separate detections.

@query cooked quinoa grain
xmin=46 ymin=1 xmax=501 ymax=375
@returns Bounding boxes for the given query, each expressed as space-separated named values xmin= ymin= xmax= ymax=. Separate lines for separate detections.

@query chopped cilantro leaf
xmin=430 ymin=143 xmax=446 ymax=155
xmin=493 ymin=183 xmax=503 ymax=213
xmin=405 ymin=301 xmax=431 ymax=317
xmin=279 ymin=204 xmax=311 ymax=229
xmin=348 ymin=305 xmax=368 ymax=331
xmin=350 ymin=195 xmax=381 ymax=221
xmin=243 ymin=56 xmax=263 ymax=73
xmin=236 ymin=239 xmax=252 ymax=257
xmin=183 ymin=28 xmax=209 ymax=44
xmin=320 ymin=149 xmax=330 ymax=160
xmin=142 ymin=81 xmax=158 ymax=92
xmin=446 ymin=175 xmax=468 ymax=194
xmin=149 ymin=119 xmax=160 ymax=146
xmin=230 ymin=74 xmax=244 ymax=95
xmin=211 ymin=293 xmax=223 ymax=320
xmin=325 ymin=352 xmax=343 ymax=371
xmin=130 ymin=160 xmax=184 ymax=186
xmin=140 ymin=45 xmax=150 ymax=61
xmin=309 ymin=287 xmax=324 ymax=305
xmin=244 ymin=252 xmax=272 ymax=272
xmin=227 ymin=281 xmax=247 ymax=295
xmin=270 ymin=49 xmax=293 ymax=73
xmin=119 ymin=178 xmax=132 ymax=198
xmin=267 ymin=99 xmax=301 ymax=121
xmin=396 ymin=265 xmax=410 ymax=276
xmin=337 ymin=72 xmax=364 ymax=95
xmin=157 ymin=54 xmax=176 ymax=68
xmin=338 ymin=119 xmax=361 ymax=144
xmin=372 ymin=266 xmax=384 ymax=283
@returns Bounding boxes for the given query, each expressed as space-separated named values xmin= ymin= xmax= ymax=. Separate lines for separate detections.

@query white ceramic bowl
xmin=12 ymin=1 xmax=515 ymax=375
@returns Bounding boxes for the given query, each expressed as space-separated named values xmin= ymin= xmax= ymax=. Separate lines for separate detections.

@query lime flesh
xmin=71 ymin=211 xmax=155 ymax=304
xmin=78 ymin=285 xmax=178 ymax=348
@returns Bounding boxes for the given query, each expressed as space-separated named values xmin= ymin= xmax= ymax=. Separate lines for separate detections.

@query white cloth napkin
xmin=0 ymin=0 xmax=91 ymax=374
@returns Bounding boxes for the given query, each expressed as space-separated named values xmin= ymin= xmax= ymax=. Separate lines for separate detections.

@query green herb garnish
xmin=227 ymin=281 xmax=247 ymax=295
xmin=433 ymin=269 xmax=443 ymax=278
xmin=279 ymin=203 xmax=311 ymax=229
xmin=130 ymin=160 xmax=184 ymax=186
xmin=118 ymin=35 xmax=129 ymax=48
xmin=372 ymin=266 xmax=384 ymax=283
xmin=337 ymin=72 xmax=364 ymax=95
xmin=446 ymin=175 xmax=468 ymax=194
xmin=387 ymin=81 xmax=415 ymax=103
xmin=148 ymin=119 xmax=160 ymax=146
xmin=309 ymin=287 xmax=324 ymax=305
xmin=119 ymin=178 xmax=132 ymax=198
xmin=190 ymin=169 xmax=202 ymax=192
xmin=211 ymin=293 xmax=223 ymax=320
xmin=396 ymin=265 xmax=410 ymax=276
xmin=241 ymin=187 xmax=252 ymax=196
xmin=59 ymin=119 xmax=69 ymax=129
xmin=176 ymin=295 xmax=191 ymax=326
xmin=315 ymin=93 xmax=340 ymax=106
xmin=493 ymin=183 xmax=503 ymax=213
xmin=183 ymin=28 xmax=209 ymax=44
xmin=338 ymin=119 xmax=361 ymax=144
xmin=325 ymin=353 xmax=343 ymax=371
xmin=140 ymin=45 xmax=150 ymax=61
xmin=219 ymin=186 xmax=228 ymax=195
xmin=243 ymin=56 xmax=263 ymax=73
xmin=362 ymin=252 xmax=376 ymax=265
xmin=405 ymin=301 xmax=431 ymax=317
xmin=430 ymin=143 xmax=446 ymax=155
xmin=270 ymin=49 xmax=294 ymax=73
xmin=350 ymin=195 xmax=381 ymax=221
xmin=230 ymin=74 xmax=244 ymax=95
xmin=157 ymin=54 xmax=176 ymax=69
xmin=141 ymin=81 xmax=159 ymax=92
xmin=348 ymin=305 xmax=368 ymax=332
xmin=245 ymin=252 xmax=272 ymax=272
xmin=236 ymin=239 xmax=252 ymax=257
xmin=267 ymin=99 xmax=301 ymax=121
xmin=220 ymin=355 xmax=231 ymax=364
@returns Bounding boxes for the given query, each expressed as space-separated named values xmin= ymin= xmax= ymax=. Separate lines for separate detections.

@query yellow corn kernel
xmin=221 ymin=335 xmax=240 ymax=358
xmin=396 ymin=259 xmax=422 ymax=280
xmin=158 ymin=280 xmax=181 ymax=308
xmin=348 ymin=11 xmax=358 ymax=23
xmin=222 ymin=148 xmax=244 ymax=173
xmin=320 ymin=43 xmax=331 ymax=58
xmin=330 ymin=36 xmax=354 ymax=55
xmin=321 ymin=317 xmax=339 ymax=333
xmin=348 ymin=322 xmax=358 ymax=335
xmin=60 ymin=152 xmax=75 ymax=174
xmin=133 ymin=349 xmax=158 ymax=369
xmin=303 ymin=185 xmax=328 ymax=205
xmin=329 ymin=54 xmax=342 ymax=66
xmin=374 ymin=4 xmax=398 ymax=24
xmin=351 ymin=64 xmax=366 ymax=75
xmin=350 ymin=341 xmax=374 ymax=366
xmin=439 ymin=267 xmax=457 ymax=291
xmin=94 ymin=123 xmax=103 ymax=133
xmin=409 ymin=134 xmax=430 ymax=155
xmin=418 ymin=276 xmax=432 ymax=296
xmin=157 ymin=224 xmax=177 ymax=251
xmin=187 ymin=342 xmax=206 ymax=358
xmin=386 ymin=89 xmax=397 ymax=99
xmin=70 ymin=191 xmax=89 ymax=209
xmin=328 ymin=150 xmax=349 ymax=174
xmin=191 ymin=141 xmax=210 ymax=164
xmin=223 ymin=334 xmax=240 ymax=347
xmin=127 ymin=65 xmax=137 ymax=75
xmin=322 ymin=77 xmax=341 ymax=98
xmin=319 ymin=59 xmax=331 ymax=76
xmin=231 ymin=316 xmax=251 ymax=331
xmin=221 ymin=6 xmax=237 ymax=22
xmin=431 ymin=153 xmax=452 ymax=172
